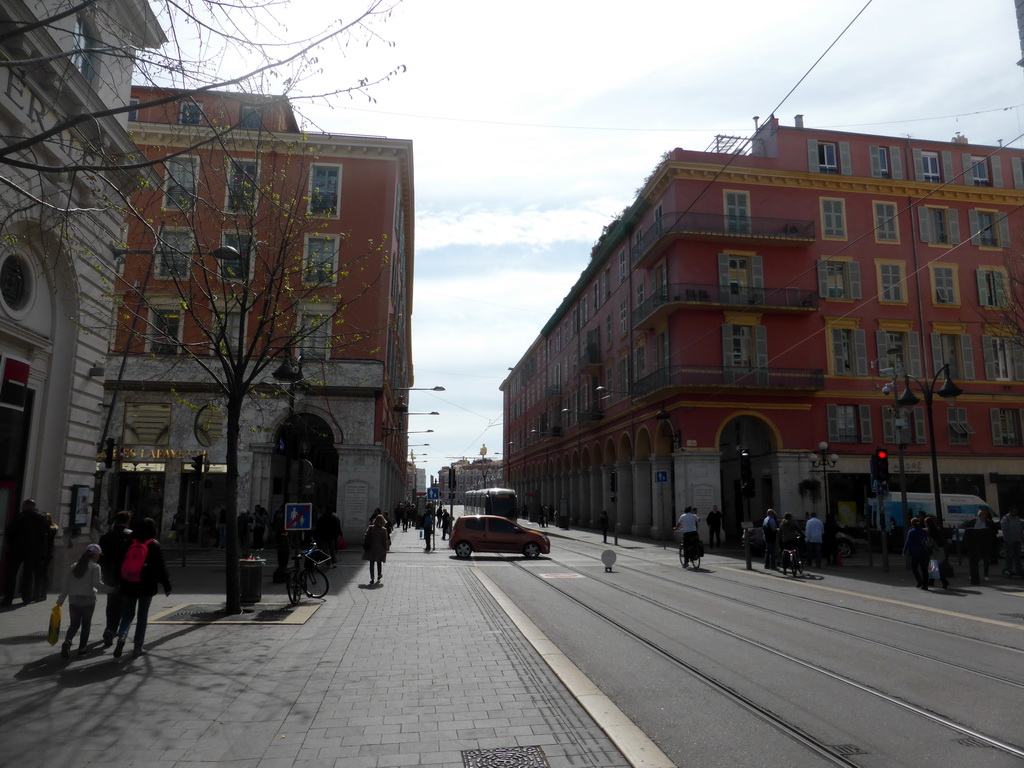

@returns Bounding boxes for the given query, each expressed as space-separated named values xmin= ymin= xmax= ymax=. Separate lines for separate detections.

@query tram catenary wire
xmin=508 ymin=553 xmax=1024 ymax=762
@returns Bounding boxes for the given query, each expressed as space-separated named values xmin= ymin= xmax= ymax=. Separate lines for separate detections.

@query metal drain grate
xmin=462 ymin=746 xmax=549 ymax=767
xmin=956 ymin=736 xmax=994 ymax=749
xmin=830 ymin=744 xmax=868 ymax=756
xmin=150 ymin=602 xmax=320 ymax=625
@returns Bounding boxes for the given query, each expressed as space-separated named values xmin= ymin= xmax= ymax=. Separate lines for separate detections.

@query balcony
xmin=544 ymin=383 xmax=563 ymax=399
xmin=633 ymin=365 xmax=824 ymax=398
xmin=633 ymin=283 xmax=818 ymax=326
xmin=580 ymin=343 xmax=602 ymax=373
xmin=632 ymin=212 xmax=816 ymax=268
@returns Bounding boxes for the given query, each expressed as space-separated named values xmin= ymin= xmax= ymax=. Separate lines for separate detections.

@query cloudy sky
xmin=290 ymin=0 xmax=1024 ymax=481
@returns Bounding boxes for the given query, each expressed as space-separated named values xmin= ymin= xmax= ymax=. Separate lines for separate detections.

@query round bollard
xmin=601 ymin=549 xmax=616 ymax=572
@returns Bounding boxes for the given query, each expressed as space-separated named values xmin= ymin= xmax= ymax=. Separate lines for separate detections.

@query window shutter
xmin=875 ymin=330 xmax=888 ymax=367
xmin=849 ymin=261 xmax=862 ymax=300
xmin=968 ymin=210 xmax=981 ymax=246
xmin=1012 ymin=343 xmax=1024 ymax=381
xmin=961 ymin=153 xmax=975 ymax=185
xmin=908 ymin=332 xmax=922 ymax=377
xmin=992 ymin=156 xmax=1003 ymax=188
xmin=807 ymin=139 xmax=819 ymax=172
xmin=854 ymin=329 xmax=868 ymax=376
xmin=941 ymin=152 xmax=954 ymax=182
xmin=991 ymin=408 xmax=1002 ymax=445
xmin=994 ymin=271 xmax=1007 ymax=307
xmin=976 ymin=268 xmax=986 ymax=306
xmin=717 ymin=253 xmax=729 ymax=288
xmin=889 ymin=146 xmax=902 ymax=179
xmin=1013 ymin=157 xmax=1024 ymax=189
xmin=998 ymin=212 xmax=1011 ymax=247
xmin=839 ymin=142 xmax=852 ymax=175
xmin=918 ymin=207 xmax=933 ymax=243
xmin=882 ymin=407 xmax=895 ymax=444
xmin=912 ymin=148 xmax=924 ymax=181
xmin=947 ymin=209 xmax=960 ymax=244
xmin=751 ymin=255 xmax=764 ymax=288
xmin=754 ymin=326 xmax=768 ymax=368
xmin=930 ymin=332 xmax=943 ymax=373
xmin=831 ymin=328 xmax=845 ymax=374
xmin=982 ymin=336 xmax=997 ymax=379
xmin=960 ymin=334 xmax=975 ymax=380
xmin=817 ymin=260 xmax=829 ymax=298
xmin=869 ymin=146 xmax=881 ymax=177
xmin=913 ymin=407 xmax=926 ymax=444
xmin=859 ymin=404 xmax=873 ymax=443
xmin=721 ymin=325 xmax=733 ymax=367
xmin=827 ymin=404 xmax=838 ymax=443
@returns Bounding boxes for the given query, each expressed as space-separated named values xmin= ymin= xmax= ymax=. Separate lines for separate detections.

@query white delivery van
xmin=867 ymin=492 xmax=999 ymax=530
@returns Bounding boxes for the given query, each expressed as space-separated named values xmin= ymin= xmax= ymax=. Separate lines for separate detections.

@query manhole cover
xmin=462 ymin=746 xmax=549 ymax=767
xmin=150 ymin=602 xmax=320 ymax=625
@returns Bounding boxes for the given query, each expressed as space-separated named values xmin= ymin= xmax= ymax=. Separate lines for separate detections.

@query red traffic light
xmin=874 ymin=448 xmax=888 ymax=459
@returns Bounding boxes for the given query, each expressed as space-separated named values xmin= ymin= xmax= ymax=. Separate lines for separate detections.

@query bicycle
xmin=286 ymin=544 xmax=331 ymax=605
xmin=679 ymin=535 xmax=702 ymax=570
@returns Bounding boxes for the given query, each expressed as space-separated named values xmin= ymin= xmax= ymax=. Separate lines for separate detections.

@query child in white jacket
xmin=56 ymin=543 xmax=112 ymax=658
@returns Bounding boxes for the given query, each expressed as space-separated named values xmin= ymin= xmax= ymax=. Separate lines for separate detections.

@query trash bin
xmin=239 ymin=558 xmax=266 ymax=603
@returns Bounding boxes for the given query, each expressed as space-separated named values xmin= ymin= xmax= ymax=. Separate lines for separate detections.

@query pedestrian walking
xmin=903 ymin=517 xmax=930 ymax=589
xmin=1001 ymin=505 xmax=1024 ymax=577
xmin=2 ymin=499 xmax=49 ymax=606
xmin=362 ymin=515 xmax=390 ymax=585
xmin=960 ymin=509 xmax=998 ymax=580
xmin=55 ymin=543 xmax=112 ymax=658
xmin=803 ymin=511 xmax=824 ymax=568
xmin=315 ymin=509 xmax=342 ymax=566
xmin=114 ymin=518 xmax=172 ymax=660
xmin=706 ymin=505 xmax=723 ymax=549
xmin=441 ymin=508 xmax=452 ymax=540
xmin=98 ymin=511 xmax=133 ymax=646
xmin=422 ymin=507 xmax=435 ymax=551
xmin=600 ymin=510 xmax=609 ymax=543
xmin=762 ymin=508 xmax=779 ymax=570
xmin=923 ymin=516 xmax=950 ymax=589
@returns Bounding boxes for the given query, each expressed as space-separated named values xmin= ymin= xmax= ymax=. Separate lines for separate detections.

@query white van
xmin=867 ymin=492 xmax=999 ymax=530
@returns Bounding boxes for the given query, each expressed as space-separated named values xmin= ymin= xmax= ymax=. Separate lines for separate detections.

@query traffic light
xmin=191 ymin=454 xmax=204 ymax=475
xmin=873 ymin=447 xmax=889 ymax=483
xmin=739 ymin=448 xmax=755 ymax=497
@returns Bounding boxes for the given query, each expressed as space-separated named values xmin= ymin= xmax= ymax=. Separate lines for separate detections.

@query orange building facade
xmin=503 ymin=116 xmax=1024 ymax=541
xmin=103 ymin=88 xmax=414 ymax=538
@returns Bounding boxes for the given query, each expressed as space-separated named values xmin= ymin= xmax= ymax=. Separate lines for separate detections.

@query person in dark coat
xmin=903 ymin=517 xmax=930 ymax=589
xmin=362 ymin=515 xmax=390 ymax=585
xmin=706 ymin=505 xmax=723 ymax=549
xmin=98 ymin=511 xmax=133 ymax=646
xmin=315 ymin=510 xmax=342 ymax=566
xmin=2 ymin=499 xmax=49 ymax=605
xmin=600 ymin=510 xmax=609 ymax=543
xmin=114 ymin=518 xmax=172 ymax=659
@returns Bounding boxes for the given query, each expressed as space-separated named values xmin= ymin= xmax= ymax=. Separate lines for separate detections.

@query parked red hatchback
xmin=449 ymin=515 xmax=550 ymax=559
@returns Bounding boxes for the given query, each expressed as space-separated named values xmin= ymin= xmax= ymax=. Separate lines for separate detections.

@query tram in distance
xmin=463 ymin=488 xmax=518 ymax=519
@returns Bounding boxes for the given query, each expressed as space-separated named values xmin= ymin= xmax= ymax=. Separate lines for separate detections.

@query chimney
xmin=794 ymin=114 xmax=804 ymax=129
xmin=951 ymin=132 xmax=968 ymax=145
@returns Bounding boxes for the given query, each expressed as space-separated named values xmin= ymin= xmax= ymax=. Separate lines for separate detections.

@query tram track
xmin=507 ymin=553 xmax=1024 ymax=765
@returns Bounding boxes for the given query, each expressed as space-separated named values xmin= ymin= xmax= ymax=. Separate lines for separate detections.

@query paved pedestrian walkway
xmin=0 ymin=527 xmax=637 ymax=768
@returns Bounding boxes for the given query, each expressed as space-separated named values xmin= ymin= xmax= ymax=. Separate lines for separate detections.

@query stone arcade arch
xmin=716 ymin=411 xmax=782 ymax=540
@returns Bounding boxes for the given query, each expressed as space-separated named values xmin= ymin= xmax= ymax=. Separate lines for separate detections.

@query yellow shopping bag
xmin=46 ymin=604 xmax=61 ymax=646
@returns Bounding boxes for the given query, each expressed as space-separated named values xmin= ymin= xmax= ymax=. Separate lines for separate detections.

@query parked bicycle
xmin=286 ymin=544 xmax=330 ymax=605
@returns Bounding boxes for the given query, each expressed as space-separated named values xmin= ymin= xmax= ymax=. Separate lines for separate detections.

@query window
xmin=874 ymin=146 xmax=890 ymax=178
xmin=149 ymin=308 xmax=181 ymax=355
xmin=635 ymin=283 xmax=644 ymax=310
xmin=179 ymin=102 xmax=203 ymax=126
xmin=633 ymin=343 xmax=646 ymax=379
xmin=830 ymin=328 xmax=867 ymax=376
xmin=220 ymin=232 xmax=252 ymax=280
xmin=617 ymin=356 xmax=629 ymax=394
xmin=818 ymin=142 xmax=838 ymax=173
xmin=303 ymin=236 xmax=337 ymax=285
xmin=821 ymin=199 xmax=845 ymax=238
xmin=299 ymin=313 xmax=331 ymax=360
xmin=155 ymin=229 xmax=192 ymax=279
xmin=969 ymin=210 xmax=1008 ymax=248
xmin=948 ymin=407 xmax=974 ymax=446
xmin=581 ymin=297 xmax=589 ymax=325
xmin=877 ymin=330 xmax=922 ymax=377
xmin=164 ymin=156 xmax=198 ymax=210
xmin=932 ymin=266 xmax=957 ymax=305
xmin=72 ymin=15 xmax=99 ymax=83
xmin=832 ymin=404 xmax=860 ymax=442
xmin=983 ymin=336 xmax=1013 ymax=381
xmin=602 ymin=269 xmax=610 ymax=299
xmin=123 ymin=403 xmax=172 ymax=445
xmin=874 ymin=202 xmax=898 ymax=242
xmin=238 ymin=105 xmax=263 ymax=130
xmin=726 ymin=255 xmax=750 ymax=301
xmin=127 ymin=99 xmax=139 ymax=123
xmin=969 ymin=156 xmax=990 ymax=187
xmin=977 ymin=269 xmax=1007 ymax=307
xmin=618 ymin=250 xmax=626 ymax=282
xmin=226 ymin=160 xmax=258 ymax=213
xmin=879 ymin=263 xmax=904 ymax=303
xmin=214 ymin=311 xmax=243 ymax=356
xmin=991 ymin=409 xmax=1021 ymax=446
xmin=725 ymin=191 xmax=750 ymax=234
xmin=309 ymin=165 xmax=340 ymax=217
xmin=817 ymin=259 xmax=861 ymax=300
xmin=619 ymin=300 xmax=627 ymax=334
xmin=883 ymin=405 xmax=923 ymax=446
xmin=933 ymin=333 xmax=973 ymax=381
xmin=729 ymin=325 xmax=753 ymax=368
xmin=593 ymin=282 xmax=599 ymax=311
xmin=921 ymin=151 xmax=941 ymax=183
xmin=919 ymin=206 xmax=959 ymax=245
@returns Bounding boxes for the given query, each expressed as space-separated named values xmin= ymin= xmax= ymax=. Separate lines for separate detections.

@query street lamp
xmin=807 ymin=441 xmax=838 ymax=519
xmin=893 ymin=363 xmax=963 ymax=529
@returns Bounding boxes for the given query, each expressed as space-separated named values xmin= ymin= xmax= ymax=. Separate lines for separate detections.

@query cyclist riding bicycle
xmin=675 ymin=506 xmax=700 ymax=568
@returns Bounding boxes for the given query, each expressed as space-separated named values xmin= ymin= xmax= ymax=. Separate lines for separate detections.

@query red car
xmin=449 ymin=515 xmax=550 ymax=559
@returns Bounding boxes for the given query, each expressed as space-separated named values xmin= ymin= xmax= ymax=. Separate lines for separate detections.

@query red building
xmin=104 ymin=88 xmax=414 ymax=538
xmin=503 ymin=115 xmax=1024 ymax=541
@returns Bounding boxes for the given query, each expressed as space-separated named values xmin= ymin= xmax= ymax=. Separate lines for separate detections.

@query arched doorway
xmin=718 ymin=413 xmax=779 ymax=540
xmin=273 ymin=413 xmax=339 ymax=513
